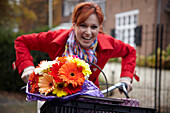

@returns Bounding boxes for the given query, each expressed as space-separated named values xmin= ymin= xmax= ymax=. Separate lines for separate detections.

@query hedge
xmin=0 ymin=26 xmax=50 ymax=92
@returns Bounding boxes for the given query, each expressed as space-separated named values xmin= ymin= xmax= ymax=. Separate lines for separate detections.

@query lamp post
xmin=49 ymin=0 xmax=53 ymax=28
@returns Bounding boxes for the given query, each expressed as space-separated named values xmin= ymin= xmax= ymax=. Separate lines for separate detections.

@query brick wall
xmin=103 ymin=0 xmax=170 ymax=56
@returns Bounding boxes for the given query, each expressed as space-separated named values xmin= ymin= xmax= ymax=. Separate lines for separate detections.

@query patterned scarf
xmin=63 ymin=30 xmax=98 ymax=64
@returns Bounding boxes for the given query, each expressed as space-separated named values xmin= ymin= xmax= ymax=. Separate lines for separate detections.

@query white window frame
xmin=63 ymin=0 xmax=79 ymax=17
xmin=115 ymin=9 xmax=139 ymax=47
xmin=63 ymin=0 xmax=106 ymax=19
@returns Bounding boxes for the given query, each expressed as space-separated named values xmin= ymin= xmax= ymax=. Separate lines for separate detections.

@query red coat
xmin=14 ymin=29 xmax=136 ymax=86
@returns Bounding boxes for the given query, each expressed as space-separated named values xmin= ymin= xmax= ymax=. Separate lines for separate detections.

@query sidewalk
xmin=0 ymin=91 xmax=36 ymax=113
xmin=100 ymin=62 xmax=170 ymax=110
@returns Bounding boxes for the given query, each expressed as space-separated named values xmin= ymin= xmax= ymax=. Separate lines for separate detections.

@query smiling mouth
xmin=82 ymin=36 xmax=92 ymax=40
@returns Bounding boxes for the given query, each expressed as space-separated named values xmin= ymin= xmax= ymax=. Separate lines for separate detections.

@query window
xmin=63 ymin=0 xmax=79 ymax=17
xmin=115 ymin=9 xmax=139 ymax=47
xmin=63 ymin=0 xmax=106 ymax=18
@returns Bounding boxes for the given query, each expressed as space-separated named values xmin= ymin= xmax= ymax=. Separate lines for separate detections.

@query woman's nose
xmin=85 ymin=27 xmax=92 ymax=35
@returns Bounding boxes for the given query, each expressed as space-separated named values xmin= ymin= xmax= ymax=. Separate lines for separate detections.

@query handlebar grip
xmin=121 ymin=82 xmax=128 ymax=90
xmin=120 ymin=82 xmax=129 ymax=98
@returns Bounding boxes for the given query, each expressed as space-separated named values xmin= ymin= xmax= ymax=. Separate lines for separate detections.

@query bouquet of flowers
xmin=26 ymin=55 xmax=103 ymax=101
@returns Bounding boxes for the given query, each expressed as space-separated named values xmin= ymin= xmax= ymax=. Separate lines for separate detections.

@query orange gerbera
xmin=58 ymin=62 xmax=85 ymax=87
xmin=57 ymin=56 xmax=67 ymax=63
xmin=28 ymin=72 xmax=39 ymax=93
xmin=38 ymin=73 xmax=56 ymax=95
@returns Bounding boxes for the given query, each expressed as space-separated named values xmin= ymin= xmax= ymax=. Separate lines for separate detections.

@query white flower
xmin=34 ymin=60 xmax=57 ymax=75
xmin=65 ymin=56 xmax=74 ymax=62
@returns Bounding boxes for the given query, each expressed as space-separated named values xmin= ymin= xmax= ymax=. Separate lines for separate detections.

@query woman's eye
xmin=91 ymin=26 xmax=98 ymax=29
xmin=79 ymin=24 xmax=86 ymax=27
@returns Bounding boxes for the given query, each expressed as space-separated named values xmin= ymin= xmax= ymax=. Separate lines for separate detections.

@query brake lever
xmin=101 ymin=82 xmax=129 ymax=98
xmin=101 ymin=82 xmax=122 ymax=94
xmin=119 ymin=82 xmax=129 ymax=98
xmin=20 ymin=85 xmax=26 ymax=91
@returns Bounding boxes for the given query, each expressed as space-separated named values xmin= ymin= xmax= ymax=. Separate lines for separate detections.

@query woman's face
xmin=73 ymin=14 xmax=100 ymax=49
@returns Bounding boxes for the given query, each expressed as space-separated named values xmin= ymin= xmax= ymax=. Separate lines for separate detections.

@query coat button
xmin=93 ymin=68 xmax=97 ymax=71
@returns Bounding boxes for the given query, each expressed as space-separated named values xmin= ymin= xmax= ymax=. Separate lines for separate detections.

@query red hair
xmin=72 ymin=2 xmax=104 ymax=26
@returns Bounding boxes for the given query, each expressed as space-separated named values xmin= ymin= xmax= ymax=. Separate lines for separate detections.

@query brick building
xmin=60 ymin=0 xmax=170 ymax=56
xmin=104 ymin=0 xmax=170 ymax=56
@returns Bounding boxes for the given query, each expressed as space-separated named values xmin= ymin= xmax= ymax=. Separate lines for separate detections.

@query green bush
xmin=108 ymin=45 xmax=170 ymax=70
xmin=136 ymin=45 xmax=170 ymax=69
xmin=0 ymin=28 xmax=19 ymax=91
xmin=0 ymin=26 xmax=50 ymax=92
xmin=136 ymin=54 xmax=146 ymax=67
xmin=166 ymin=44 xmax=170 ymax=55
xmin=108 ymin=58 xmax=118 ymax=62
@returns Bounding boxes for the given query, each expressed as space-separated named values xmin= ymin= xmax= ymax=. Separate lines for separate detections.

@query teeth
xmin=85 ymin=38 xmax=91 ymax=40
xmin=82 ymin=37 xmax=91 ymax=40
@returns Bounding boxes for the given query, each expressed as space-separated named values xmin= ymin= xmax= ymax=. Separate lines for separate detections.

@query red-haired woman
xmin=14 ymin=2 xmax=136 ymax=97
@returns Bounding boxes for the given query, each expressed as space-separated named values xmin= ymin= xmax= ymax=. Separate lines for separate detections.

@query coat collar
xmin=51 ymin=28 xmax=73 ymax=45
xmin=97 ymin=33 xmax=114 ymax=51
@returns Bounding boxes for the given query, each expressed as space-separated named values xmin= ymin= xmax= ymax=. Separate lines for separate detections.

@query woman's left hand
xmin=119 ymin=77 xmax=133 ymax=93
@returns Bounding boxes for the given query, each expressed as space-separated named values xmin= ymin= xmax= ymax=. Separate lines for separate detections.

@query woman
xmin=14 ymin=2 xmax=136 ymax=94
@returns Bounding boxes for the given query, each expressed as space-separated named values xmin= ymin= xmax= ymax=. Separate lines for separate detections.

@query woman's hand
xmin=120 ymin=77 xmax=133 ymax=93
xmin=21 ymin=66 xmax=35 ymax=83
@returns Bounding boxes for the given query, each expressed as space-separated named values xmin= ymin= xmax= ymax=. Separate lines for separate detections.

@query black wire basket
xmin=40 ymin=62 xmax=156 ymax=113
xmin=40 ymin=95 xmax=156 ymax=113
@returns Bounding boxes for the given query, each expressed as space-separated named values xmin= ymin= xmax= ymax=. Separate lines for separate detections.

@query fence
xmin=100 ymin=24 xmax=170 ymax=113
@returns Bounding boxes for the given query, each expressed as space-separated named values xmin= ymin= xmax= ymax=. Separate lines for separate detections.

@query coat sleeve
xmin=108 ymin=36 xmax=136 ymax=80
xmin=14 ymin=30 xmax=56 ymax=75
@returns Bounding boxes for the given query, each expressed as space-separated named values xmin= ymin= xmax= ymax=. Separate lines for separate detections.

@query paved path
xmin=100 ymin=62 xmax=170 ymax=111
xmin=0 ymin=91 xmax=36 ymax=113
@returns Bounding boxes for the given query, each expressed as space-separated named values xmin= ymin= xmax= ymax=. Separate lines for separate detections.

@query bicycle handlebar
xmin=101 ymin=82 xmax=129 ymax=98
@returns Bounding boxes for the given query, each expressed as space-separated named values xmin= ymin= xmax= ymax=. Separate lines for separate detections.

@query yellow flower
xmin=73 ymin=58 xmax=92 ymax=77
xmin=38 ymin=73 xmax=56 ymax=95
xmin=52 ymin=82 xmax=68 ymax=97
